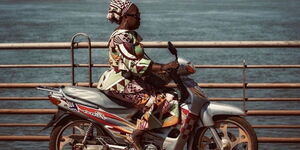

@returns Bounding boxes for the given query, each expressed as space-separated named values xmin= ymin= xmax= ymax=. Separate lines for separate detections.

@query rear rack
xmin=36 ymin=86 xmax=60 ymax=93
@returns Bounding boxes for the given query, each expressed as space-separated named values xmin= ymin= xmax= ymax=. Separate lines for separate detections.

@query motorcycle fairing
xmin=182 ymin=77 xmax=210 ymax=115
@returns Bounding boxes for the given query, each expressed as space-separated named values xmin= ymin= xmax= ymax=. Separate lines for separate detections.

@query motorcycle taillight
xmin=48 ymin=95 xmax=61 ymax=105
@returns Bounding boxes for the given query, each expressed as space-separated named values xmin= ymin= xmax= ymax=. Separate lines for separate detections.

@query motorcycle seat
xmin=62 ymin=86 xmax=132 ymax=110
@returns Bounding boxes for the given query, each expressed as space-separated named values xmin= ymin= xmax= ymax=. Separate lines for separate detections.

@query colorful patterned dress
xmin=97 ymin=29 xmax=180 ymax=130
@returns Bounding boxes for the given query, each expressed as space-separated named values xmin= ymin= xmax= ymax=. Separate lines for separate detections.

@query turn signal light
xmin=48 ymin=95 xmax=61 ymax=105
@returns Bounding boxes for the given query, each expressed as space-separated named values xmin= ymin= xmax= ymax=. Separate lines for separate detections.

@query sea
xmin=0 ymin=0 xmax=299 ymax=149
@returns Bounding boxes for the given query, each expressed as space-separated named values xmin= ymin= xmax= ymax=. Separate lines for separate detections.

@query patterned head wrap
xmin=107 ymin=0 xmax=133 ymax=24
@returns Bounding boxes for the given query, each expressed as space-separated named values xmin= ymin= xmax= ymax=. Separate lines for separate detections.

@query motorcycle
xmin=37 ymin=42 xmax=258 ymax=150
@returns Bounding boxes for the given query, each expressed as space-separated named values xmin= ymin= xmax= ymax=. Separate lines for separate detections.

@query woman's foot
xmin=131 ymin=130 xmax=143 ymax=150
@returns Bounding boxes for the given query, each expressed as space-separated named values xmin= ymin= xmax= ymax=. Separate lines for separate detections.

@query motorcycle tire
xmin=193 ymin=116 xmax=258 ymax=150
xmin=49 ymin=116 xmax=106 ymax=150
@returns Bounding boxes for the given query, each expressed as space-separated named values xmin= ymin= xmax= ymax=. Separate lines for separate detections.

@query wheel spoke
xmin=74 ymin=125 xmax=86 ymax=135
xmin=231 ymin=138 xmax=241 ymax=148
xmin=231 ymin=128 xmax=249 ymax=148
xmin=202 ymin=136 xmax=211 ymax=142
xmin=59 ymin=136 xmax=73 ymax=149
xmin=219 ymin=123 xmax=230 ymax=140
xmin=198 ymin=136 xmax=212 ymax=149
xmin=239 ymin=128 xmax=249 ymax=142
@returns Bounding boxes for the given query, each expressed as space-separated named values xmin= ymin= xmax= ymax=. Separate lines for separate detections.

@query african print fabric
xmin=98 ymin=30 xmax=180 ymax=130
xmin=107 ymin=0 xmax=133 ymax=23
xmin=109 ymin=0 xmax=132 ymax=15
xmin=97 ymin=29 xmax=150 ymax=92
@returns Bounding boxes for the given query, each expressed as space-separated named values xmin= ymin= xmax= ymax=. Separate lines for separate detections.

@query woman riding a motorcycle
xmin=97 ymin=0 xmax=180 ymax=149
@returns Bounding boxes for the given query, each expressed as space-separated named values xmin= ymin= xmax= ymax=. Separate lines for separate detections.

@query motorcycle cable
xmin=144 ymin=51 xmax=152 ymax=60
xmin=169 ymin=69 xmax=189 ymax=104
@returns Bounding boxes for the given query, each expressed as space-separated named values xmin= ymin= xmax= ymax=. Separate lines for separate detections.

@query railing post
xmin=243 ymin=60 xmax=248 ymax=112
xmin=70 ymin=38 xmax=75 ymax=86
xmin=70 ymin=33 xmax=93 ymax=87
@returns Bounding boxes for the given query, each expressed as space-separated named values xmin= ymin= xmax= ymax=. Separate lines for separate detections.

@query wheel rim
xmin=55 ymin=120 xmax=104 ymax=150
xmin=197 ymin=119 xmax=253 ymax=150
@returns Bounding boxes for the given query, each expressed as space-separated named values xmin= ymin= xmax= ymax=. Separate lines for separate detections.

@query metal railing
xmin=0 ymin=40 xmax=299 ymax=144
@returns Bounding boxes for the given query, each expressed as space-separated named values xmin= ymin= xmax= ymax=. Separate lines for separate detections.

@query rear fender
xmin=40 ymin=108 xmax=72 ymax=131
xmin=200 ymin=102 xmax=245 ymax=127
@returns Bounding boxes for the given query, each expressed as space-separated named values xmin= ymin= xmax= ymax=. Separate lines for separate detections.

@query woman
xmin=98 ymin=0 xmax=180 ymax=149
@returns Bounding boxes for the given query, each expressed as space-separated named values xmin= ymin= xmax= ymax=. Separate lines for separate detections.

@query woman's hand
xmin=161 ymin=61 xmax=179 ymax=71
xmin=151 ymin=61 xmax=179 ymax=73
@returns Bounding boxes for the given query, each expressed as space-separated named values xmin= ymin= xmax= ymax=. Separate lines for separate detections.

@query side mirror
xmin=168 ymin=41 xmax=178 ymax=60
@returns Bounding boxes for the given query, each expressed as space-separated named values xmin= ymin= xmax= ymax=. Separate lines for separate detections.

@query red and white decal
xmin=77 ymin=104 xmax=107 ymax=120
xmin=180 ymin=107 xmax=198 ymax=139
xmin=77 ymin=104 xmax=134 ymax=134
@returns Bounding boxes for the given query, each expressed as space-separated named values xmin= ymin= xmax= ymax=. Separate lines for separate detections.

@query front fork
xmin=209 ymin=127 xmax=224 ymax=150
xmin=188 ymin=126 xmax=224 ymax=150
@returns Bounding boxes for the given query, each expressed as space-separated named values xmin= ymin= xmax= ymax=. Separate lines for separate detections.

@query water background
xmin=0 ymin=0 xmax=300 ymax=149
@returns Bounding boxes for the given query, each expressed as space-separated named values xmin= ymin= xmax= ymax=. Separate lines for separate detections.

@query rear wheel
xmin=49 ymin=117 xmax=107 ymax=150
xmin=193 ymin=116 xmax=258 ymax=150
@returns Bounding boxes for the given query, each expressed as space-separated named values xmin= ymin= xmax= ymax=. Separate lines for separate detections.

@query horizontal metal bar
xmin=253 ymin=125 xmax=300 ymax=129
xmin=195 ymin=64 xmax=300 ymax=68
xmin=180 ymin=82 xmax=300 ymax=89
xmin=1 ymin=123 xmax=300 ymax=129
xmin=0 ymin=109 xmax=57 ymax=114
xmin=0 ymin=64 xmax=111 ymax=68
xmin=0 ymin=82 xmax=73 ymax=88
xmin=246 ymin=65 xmax=300 ymax=68
xmin=0 ymin=109 xmax=300 ymax=115
xmin=258 ymin=137 xmax=300 ymax=143
xmin=0 ymin=123 xmax=46 ymax=127
xmin=1 ymin=97 xmax=299 ymax=101
xmin=247 ymin=98 xmax=300 ymax=101
xmin=146 ymin=41 xmax=300 ymax=48
xmin=1 ymin=64 xmax=300 ymax=69
xmin=0 ymin=136 xmax=298 ymax=143
xmin=0 ymin=136 xmax=49 ymax=141
xmin=0 ymin=41 xmax=300 ymax=50
xmin=1 ymin=82 xmax=300 ymax=88
xmin=0 ymin=64 xmax=72 ymax=68
xmin=246 ymin=110 xmax=300 ymax=116
xmin=0 ymin=97 xmax=48 ymax=101
xmin=209 ymin=97 xmax=300 ymax=101
xmin=196 ymin=83 xmax=300 ymax=88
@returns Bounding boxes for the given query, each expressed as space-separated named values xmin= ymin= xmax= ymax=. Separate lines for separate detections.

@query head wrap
xmin=107 ymin=0 xmax=133 ymax=24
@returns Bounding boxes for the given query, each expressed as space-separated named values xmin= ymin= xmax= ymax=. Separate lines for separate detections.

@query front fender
xmin=200 ymin=102 xmax=245 ymax=127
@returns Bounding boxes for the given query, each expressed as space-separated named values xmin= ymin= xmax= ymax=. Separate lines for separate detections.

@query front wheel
xmin=193 ymin=116 xmax=258 ymax=150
